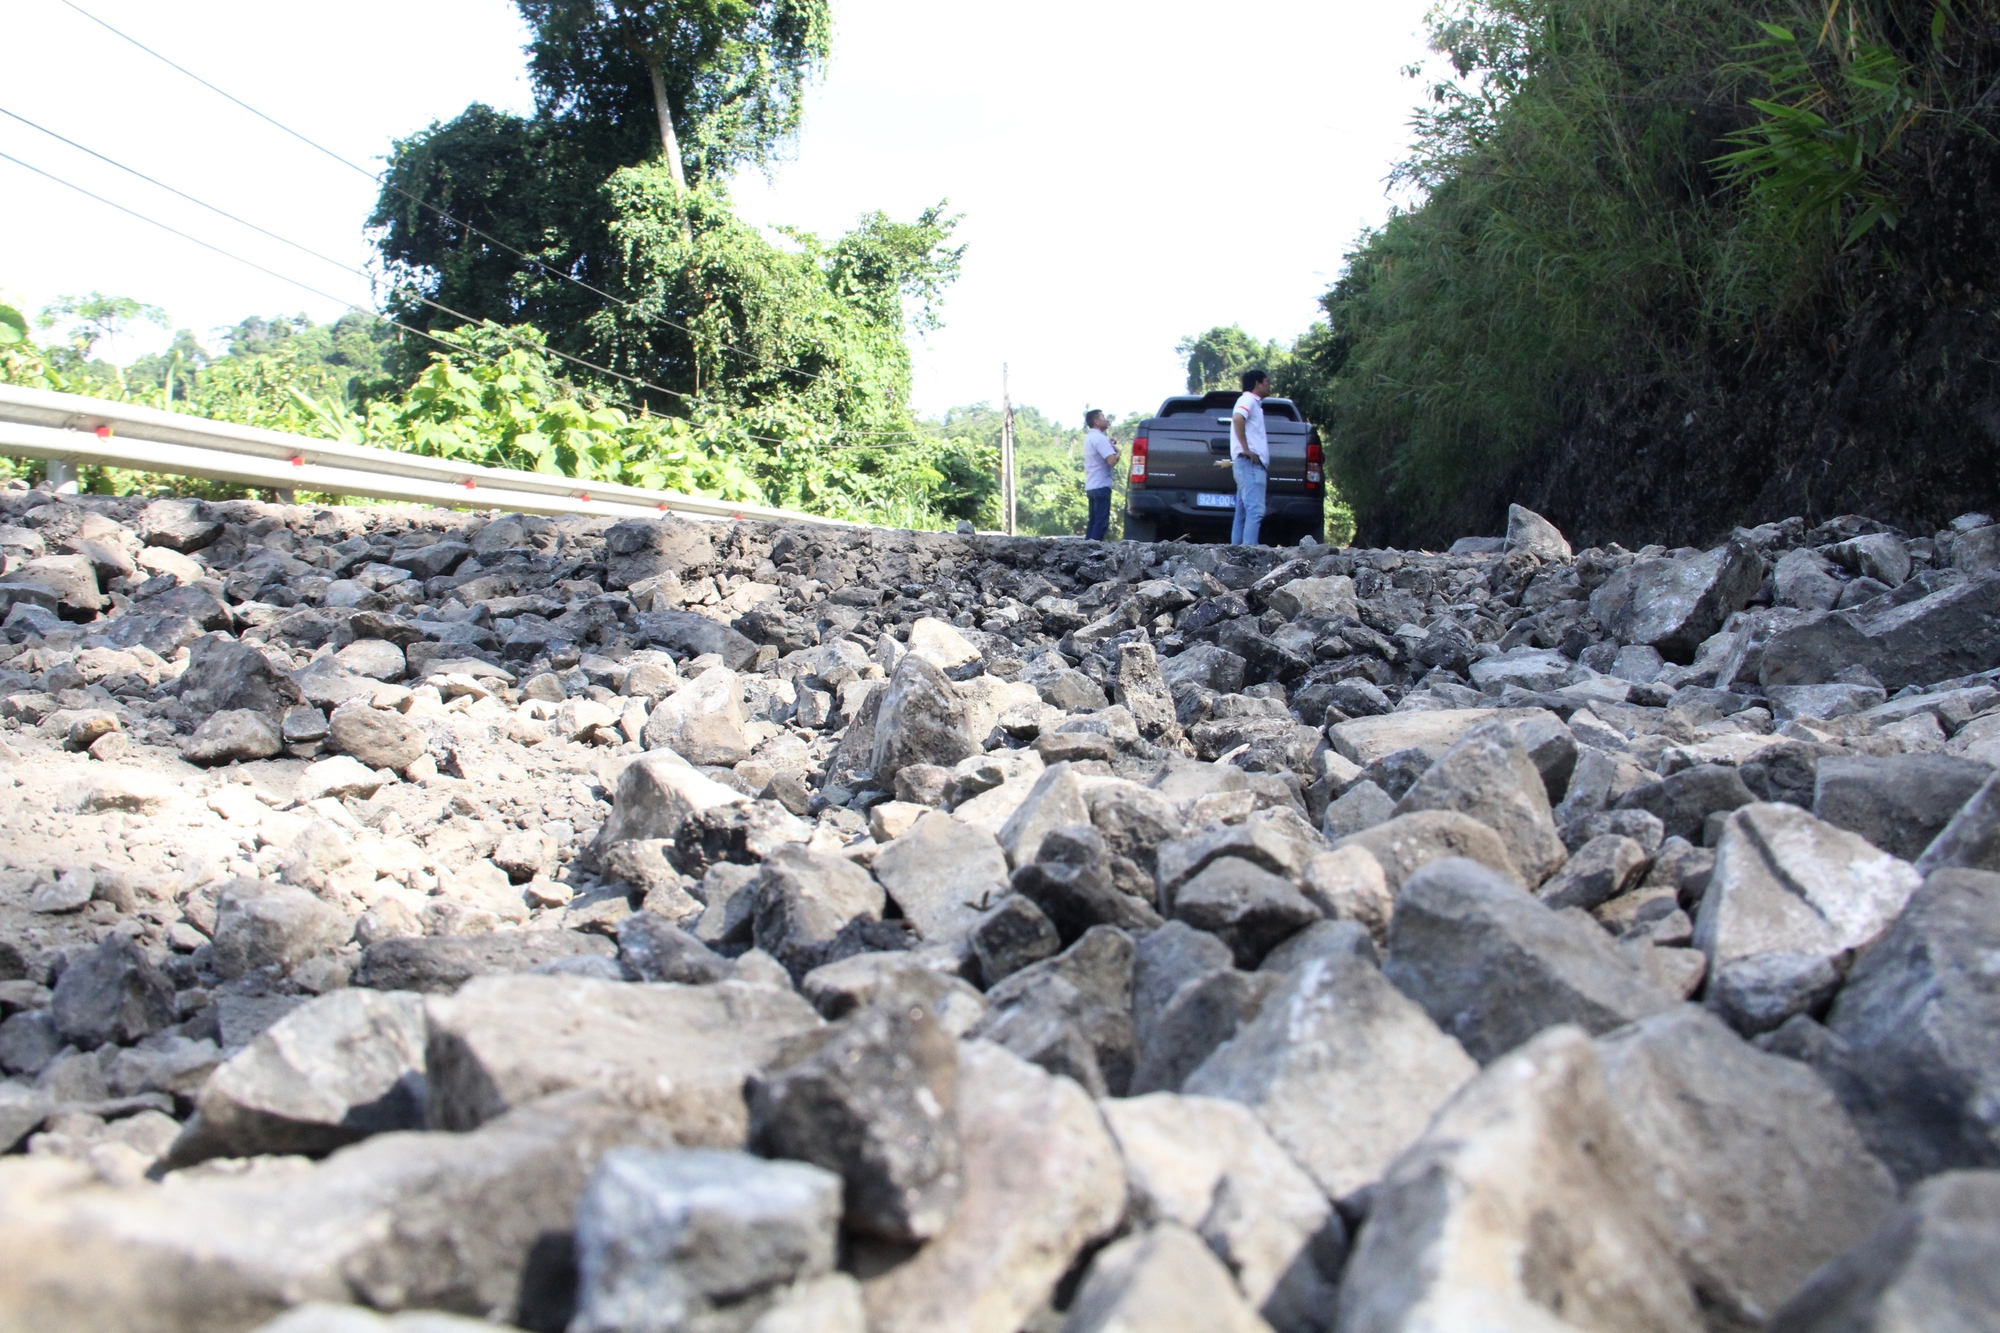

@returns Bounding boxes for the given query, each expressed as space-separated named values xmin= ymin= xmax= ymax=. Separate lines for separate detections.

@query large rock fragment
xmin=1537 ymin=833 xmax=1647 ymax=911
xmin=1100 ymin=1093 xmax=1340 ymax=1331
xmin=569 ymin=1148 xmax=841 ymax=1333
xmin=749 ymin=995 xmax=961 ymax=1243
xmin=1326 ymin=707 xmax=1555 ymax=768
xmin=0 ymin=1091 xmax=679 ymax=1332
xmin=1759 ymin=572 xmax=2000 ymax=689
xmin=1505 ymin=504 xmax=1572 ymax=562
xmin=1130 ymin=968 xmax=1284 ymax=1095
xmin=1184 ymin=952 xmax=1476 ymax=1199
xmin=997 ymin=762 xmax=1091 ymax=868
xmin=182 ymin=709 xmax=285 ymax=766
xmin=1113 ymin=641 xmax=1179 ymax=741
xmin=1813 ymin=754 xmax=1993 ymax=861
xmin=601 ymin=516 xmax=713 ymax=588
xmin=1011 ymin=824 xmax=1163 ymax=942
xmin=1170 ymin=858 xmax=1322 ymax=968
xmin=210 ymin=879 xmax=351 ymax=980
xmin=1384 ymin=857 xmax=1677 ymax=1062
xmin=1337 ymin=1026 xmax=1702 ymax=1333
xmin=354 ymin=930 xmax=615 ymax=993
xmin=1816 ymin=869 xmax=2000 ymax=1184
xmin=970 ymin=894 xmax=1061 ymax=986
xmin=872 ymin=811 xmax=1010 ymax=953
xmin=1392 ymin=720 xmax=1568 ymax=885
xmin=178 ymin=635 xmax=304 ymax=719
xmin=1615 ymin=763 xmax=1756 ymax=843
xmin=796 ymin=953 xmax=985 ymax=1038
xmin=617 ymin=912 xmax=736 ymax=984
xmin=1694 ymin=804 xmax=1922 ymax=1035
xmin=136 ymin=497 xmax=222 ymax=551
xmin=905 ymin=616 xmax=983 ymax=673
xmin=1915 ymin=770 xmax=2000 ymax=875
xmin=859 ymin=1041 xmax=1124 ymax=1333
xmin=168 ymin=989 xmax=428 ymax=1165
xmin=4 ymin=553 xmax=103 ymax=614
xmin=1596 ymin=1006 xmax=1899 ymax=1328
xmin=1132 ymin=920 xmax=1233 ymax=1049
xmin=423 ymin=975 xmax=821 ymax=1144
xmin=872 ymin=654 xmax=978 ymax=786
xmin=591 ymin=752 xmax=746 ymax=854
xmin=1826 ymin=532 xmax=1912 ymax=587
xmin=1156 ymin=813 xmax=1322 ymax=904
xmin=50 ymin=935 xmax=175 ymax=1050
xmin=1773 ymin=547 xmax=1844 ymax=611
xmin=1061 ymin=1224 xmax=1276 ymax=1333
xmin=1589 ymin=539 xmax=1763 ymax=662
xmin=1334 ymin=811 xmax=1521 ymax=892
xmin=752 ymin=848 xmax=886 ymax=979
xmin=634 ymin=609 xmax=758 ymax=671
xmin=1766 ymin=1170 xmax=2000 ymax=1333
xmin=1299 ymin=845 xmax=1395 ymax=942
xmin=642 ymin=666 xmax=751 ymax=766
xmin=969 ymin=926 xmax=1136 ymax=1098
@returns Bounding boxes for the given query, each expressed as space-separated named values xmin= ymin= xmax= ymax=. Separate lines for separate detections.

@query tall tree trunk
xmin=647 ymin=58 xmax=688 ymax=192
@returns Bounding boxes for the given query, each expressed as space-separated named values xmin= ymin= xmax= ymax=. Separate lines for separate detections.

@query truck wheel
xmin=1123 ymin=514 xmax=1158 ymax=543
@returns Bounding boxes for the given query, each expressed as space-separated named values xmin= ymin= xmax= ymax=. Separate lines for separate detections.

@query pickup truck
xmin=1119 ymin=391 xmax=1324 ymax=544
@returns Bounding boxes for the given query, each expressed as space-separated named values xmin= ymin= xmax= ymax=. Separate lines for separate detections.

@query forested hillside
xmin=1286 ymin=0 xmax=2000 ymax=549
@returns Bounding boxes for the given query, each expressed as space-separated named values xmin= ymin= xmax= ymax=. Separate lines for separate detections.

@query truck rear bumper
xmin=1125 ymin=489 xmax=1322 ymax=524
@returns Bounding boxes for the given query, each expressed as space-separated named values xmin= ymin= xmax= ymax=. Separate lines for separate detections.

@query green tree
xmin=517 ymin=0 xmax=831 ymax=191
xmin=588 ymin=166 xmax=960 ymax=422
xmin=1177 ymin=324 xmax=1286 ymax=393
xmin=371 ymin=0 xmax=831 ymax=324
xmin=368 ymin=0 xmax=946 ymax=447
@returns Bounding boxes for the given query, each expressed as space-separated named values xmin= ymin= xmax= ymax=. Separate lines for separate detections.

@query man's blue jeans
xmin=1085 ymin=487 xmax=1112 ymax=541
xmin=1231 ymin=458 xmax=1266 ymax=545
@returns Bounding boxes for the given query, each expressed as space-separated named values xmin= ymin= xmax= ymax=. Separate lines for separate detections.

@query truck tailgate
xmin=1143 ymin=415 xmax=1309 ymax=493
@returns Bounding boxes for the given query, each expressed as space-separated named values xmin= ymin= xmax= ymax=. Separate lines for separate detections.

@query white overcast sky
xmin=0 ymin=0 xmax=1435 ymax=422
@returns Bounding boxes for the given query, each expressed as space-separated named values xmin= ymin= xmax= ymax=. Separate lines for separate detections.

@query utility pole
xmin=1000 ymin=364 xmax=1017 ymax=536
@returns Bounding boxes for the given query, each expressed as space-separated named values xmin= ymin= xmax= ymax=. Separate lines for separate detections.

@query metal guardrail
xmin=0 ymin=383 xmax=852 ymax=526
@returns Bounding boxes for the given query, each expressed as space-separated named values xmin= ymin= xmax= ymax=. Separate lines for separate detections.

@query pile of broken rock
xmin=0 ymin=487 xmax=1997 ymax=1332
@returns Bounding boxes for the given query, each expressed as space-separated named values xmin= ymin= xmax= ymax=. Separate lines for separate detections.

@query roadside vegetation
xmin=1284 ymin=0 xmax=1998 ymax=546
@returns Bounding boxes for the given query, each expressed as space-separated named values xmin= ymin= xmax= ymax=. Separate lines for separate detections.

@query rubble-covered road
xmin=1 ymin=487 xmax=1998 ymax=1332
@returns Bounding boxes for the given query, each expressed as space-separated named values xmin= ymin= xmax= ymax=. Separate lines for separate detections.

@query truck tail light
xmin=1129 ymin=435 xmax=1148 ymax=486
xmin=1305 ymin=435 xmax=1323 ymax=490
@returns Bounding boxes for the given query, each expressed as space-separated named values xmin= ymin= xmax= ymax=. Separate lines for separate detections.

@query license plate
xmin=1195 ymin=492 xmax=1236 ymax=509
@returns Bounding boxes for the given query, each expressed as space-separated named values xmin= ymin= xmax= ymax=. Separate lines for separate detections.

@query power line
xmin=52 ymin=0 xmax=919 ymax=414
xmin=0 ymin=105 xmax=704 ymax=411
xmin=0 ymin=104 xmax=370 ymax=286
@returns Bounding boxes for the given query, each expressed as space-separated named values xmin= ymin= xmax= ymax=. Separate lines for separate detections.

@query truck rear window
xmin=1155 ymin=394 xmax=1302 ymax=422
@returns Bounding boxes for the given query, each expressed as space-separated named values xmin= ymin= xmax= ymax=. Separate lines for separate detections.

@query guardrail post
xmin=45 ymin=459 xmax=78 ymax=494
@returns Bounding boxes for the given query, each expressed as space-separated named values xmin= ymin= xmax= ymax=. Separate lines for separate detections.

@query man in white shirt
xmin=1230 ymin=369 xmax=1273 ymax=545
xmin=1082 ymin=409 xmax=1119 ymax=541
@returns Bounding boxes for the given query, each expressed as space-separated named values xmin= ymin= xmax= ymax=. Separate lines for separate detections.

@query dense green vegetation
xmin=0 ymin=290 xmax=1154 ymax=537
xmin=1282 ymin=0 xmax=2000 ymax=546
xmin=368 ymin=0 xmax=952 ymax=443
xmin=0 ymin=299 xmax=997 ymax=527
